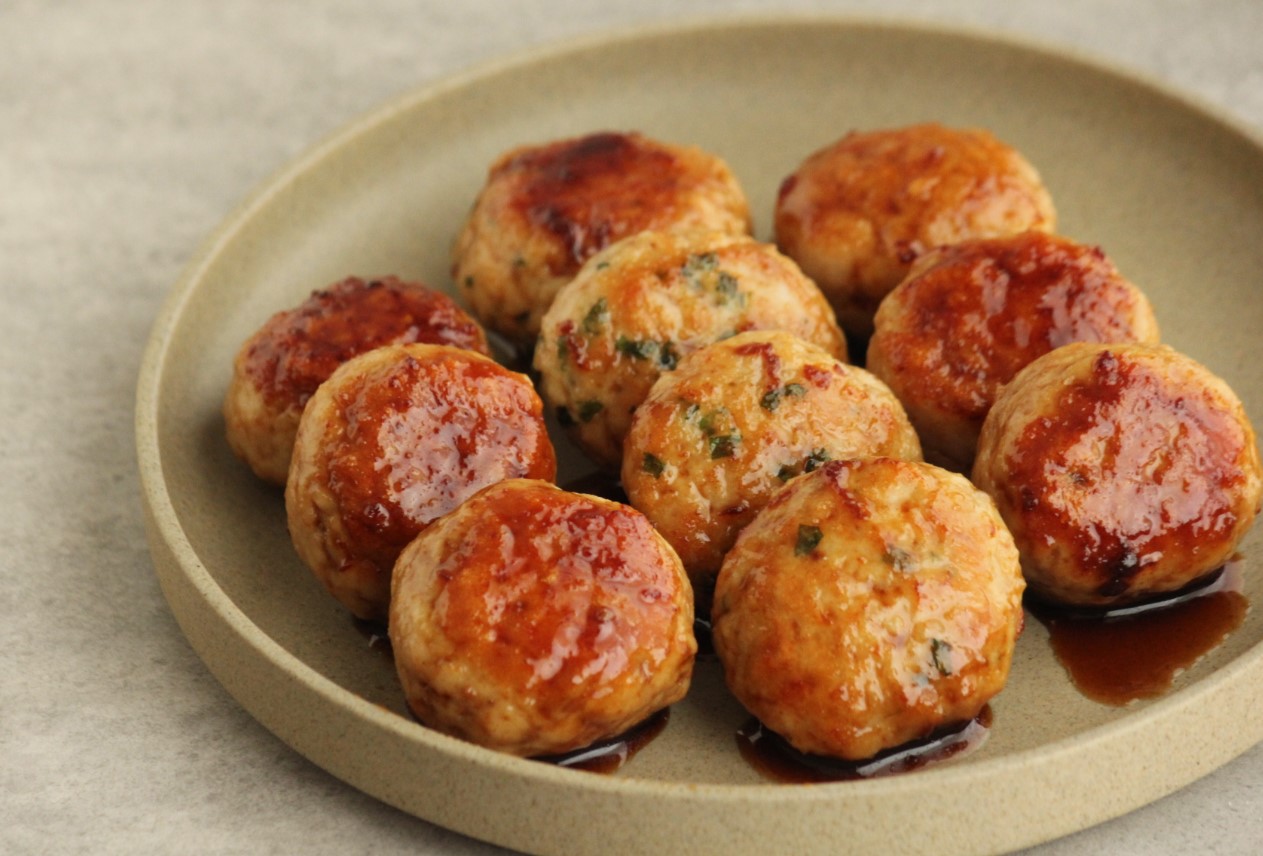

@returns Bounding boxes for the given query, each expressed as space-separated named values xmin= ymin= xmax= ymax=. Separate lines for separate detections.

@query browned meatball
xmin=452 ymin=131 xmax=752 ymax=347
xmin=390 ymin=478 xmax=696 ymax=757
xmin=621 ymin=330 xmax=920 ymax=589
xmin=712 ymin=458 xmax=1025 ymax=761
xmin=972 ymin=342 xmax=1262 ymax=607
xmin=223 ymin=275 xmax=489 ymax=485
xmin=534 ymin=229 xmax=847 ymax=470
xmin=285 ymin=344 xmax=556 ymax=620
xmin=775 ymin=123 xmax=1056 ymax=340
xmin=867 ymin=232 xmax=1160 ymax=471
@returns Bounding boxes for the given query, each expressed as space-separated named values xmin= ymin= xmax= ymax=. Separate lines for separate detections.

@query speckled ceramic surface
xmin=136 ymin=17 xmax=1263 ymax=856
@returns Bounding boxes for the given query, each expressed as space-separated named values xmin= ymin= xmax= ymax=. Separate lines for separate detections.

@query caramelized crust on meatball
xmin=774 ymin=123 xmax=1056 ymax=340
xmin=223 ymin=276 xmax=490 ymax=485
xmin=867 ymin=233 xmax=1159 ymax=471
xmin=534 ymin=229 xmax=847 ymax=469
xmin=389 ymin=479 xmax=696 ymax=757
xmin=712 ymin=458 xmax=1025 ymax=761
xmin=972 ymin=342 xmax=1263 ymax=607
xmin=452 ymin=131 xmax=752 ymax=346
xmin=621 ymin=330 xmax=920 ymax=588
xmin=285 ymin=344 xmax=556 ymax=620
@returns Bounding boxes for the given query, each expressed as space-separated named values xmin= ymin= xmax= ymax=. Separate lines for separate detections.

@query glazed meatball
xmin=712 ymin=457 xmax=1025 ymax=761
xmin=774 ymin=123 xmax=1056 ymax=340
xmin=621 ymin=330 xmax=921 ymax=589
xmin=285 ymin=344 xmax=556 ymax=621
xmin=223 ymin=275 xmax=489 ymax=485
xmin=389 ymin=478 xmax=696 ymax=757
xmin=535 ymin=229 xmax=848 ymax=470
xmin=452 ymin=131 xmax=752 ymax=347
xmin=972 ymin=342 xmax=1263 ymax=607
xmin=867 ymin=232 xmax=1160 ymax=472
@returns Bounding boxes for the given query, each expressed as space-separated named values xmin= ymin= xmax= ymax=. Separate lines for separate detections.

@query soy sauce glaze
xmin=535 ymin=708 xmax=670 ymax=774
xmin=737 ymin=707 xmax=992 ymax=783
xmin=362 ymin=608 xmax=670 ymax=775
xmin=1028 ymin=558 xmax=1248 ymax=706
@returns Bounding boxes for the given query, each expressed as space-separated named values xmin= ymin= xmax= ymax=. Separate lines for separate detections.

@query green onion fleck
xmin=658 ymin=340 xmax=680 ymax=370
xmin=761 ymin=383 xmax=808 ymax=412
xmin=802 ymin=448 xmax=830 ymax=473
xmin=883 ymin=545 xmax=915 ymax=572
xmin=582 ymin=297 xmax=609 ymax=334
xmin=615 ymin=335 xmax=657 ymax=361
xmin=709 ymin=433 xmax=739 ymax=459
xmin=795 ymin=524 xmax=823 ymax=556
xmin=682 ymin=252 xmax=718 ymax=277
xmin=642 ymin=453 xmax=666 ymax=478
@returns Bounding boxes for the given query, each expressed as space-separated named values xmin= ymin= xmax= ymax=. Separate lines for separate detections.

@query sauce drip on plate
xmin=1029 ymin=558 xmax=1248 ymax=706
xmin=536 ymin=708 xmax=670 ymax=774
xmin=358 ymin=616 xmax=669 ymax=774
xmin=736 ymin=707 xmax=992 ymax=783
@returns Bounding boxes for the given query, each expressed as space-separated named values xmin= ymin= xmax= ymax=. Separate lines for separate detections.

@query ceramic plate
xmin=136 ymin=16 xmax=1263 ymax=855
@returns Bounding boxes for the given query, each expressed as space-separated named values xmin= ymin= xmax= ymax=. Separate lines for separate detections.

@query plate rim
xmin=134 ymin=13 xmax=1263 ymax=855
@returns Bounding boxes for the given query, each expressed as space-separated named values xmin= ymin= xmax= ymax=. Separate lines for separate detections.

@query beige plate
xmin=136 ymin=16 xmax=1263 ymax=856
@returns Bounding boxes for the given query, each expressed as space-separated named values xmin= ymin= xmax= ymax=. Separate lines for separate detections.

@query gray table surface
xmin=4 ymin=1 xmax=1261 ymax=853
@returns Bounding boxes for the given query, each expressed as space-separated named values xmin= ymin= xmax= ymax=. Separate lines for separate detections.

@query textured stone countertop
xmin=4 ymin=1 xmax=1262 ymax=854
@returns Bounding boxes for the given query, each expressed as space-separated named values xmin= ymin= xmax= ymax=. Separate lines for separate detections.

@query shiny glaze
xmin=426 ymin=481 xmax=693 ymax=707
xmin=565 ymin=233 xmax=849 ymax=371
xmin=870 ymin=233 xmax=1156 ymax=422
xmin=1003 ymin=348 xmax=1252 ymax=600
xmin=621 ymin=331 xmax=919 ymax=583
xmin=505 ymin=132 xmax=691 ymax=274
xmin=356 ymin=609 xmax=672 ymax=772
xmin=710 ymin=458 xmax=1023 ymax=761
xmin=242 ymin=276 xmax=488 ymax=409
xmin=326 ymin=347 xmax=555 ymax=570
xmin=534 ymin=229 xmax=847 ymax=470
xmin=736 ymin=708 xmax=992 ymax=783
xmin=1030 ymin=560 xmax=1248 ymax=705
xmin=776 ymin=124 xmax=1051 ymax=260
xmin=774 ymin=123 xmax=1055 ymax=308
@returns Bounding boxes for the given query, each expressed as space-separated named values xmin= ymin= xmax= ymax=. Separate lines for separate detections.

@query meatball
xmin=452 ymin=131 xmax=752 ymax=347
xmin=223 ymin=275 xmax=489 ymax=485
xmin=972 ymin=342 xmax=1263 ymax=607
xmin=867 ymin=232 xmax=1160 ymax=472
xmin=774 ymin=123 xmax=1056 ymax=340
xmin=621 ymin=330 xmax=921 ymax=589
xmin=389 ymin=478 xmax=696 ymax=757
xmin=712 ymin=457 xmax=1025 ymax=761
xmin=534 ymin=229 xmax=848 ymax=470
xmin=285 ymin=343 xmax=556 ymax=621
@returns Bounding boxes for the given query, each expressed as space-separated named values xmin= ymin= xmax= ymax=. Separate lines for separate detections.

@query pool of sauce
xmin=355 ymin=615 xmax=670 ymax=776
xmin=736 ymin=708 xmax=992 ymax=783
xmin=535 ymin=708 xmax=670 ymax=774
xmin=1028 ymin=559 xmax=1248 ymax=706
